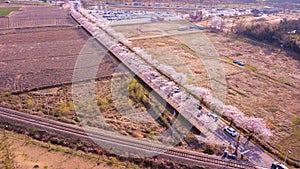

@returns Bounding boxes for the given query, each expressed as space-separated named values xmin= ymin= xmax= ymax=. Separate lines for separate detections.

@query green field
xmin=0 ymin=7 xmax=21 ymax=17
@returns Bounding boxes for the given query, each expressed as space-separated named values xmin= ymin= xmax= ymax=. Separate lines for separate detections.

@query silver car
xmin=224 ymin=126 xmax=237 ymax=137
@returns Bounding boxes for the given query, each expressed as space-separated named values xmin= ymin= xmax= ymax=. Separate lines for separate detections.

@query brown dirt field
xmin=0 ymin=26 xmax=120 ymax=92
xmin=0 ymin=5 xmax=102 ymax=93
xmin=0 ymin=28 xmax=84 ymax=92
xmin=0 ymin=5 xmax=75 ymax=28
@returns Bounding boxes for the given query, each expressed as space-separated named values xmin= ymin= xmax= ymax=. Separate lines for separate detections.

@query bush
xmin=295 ymin=117 xmax=300 ymax=125
xmin=128 ymin=79 xmax=149 ymax=106
xmin=57 ymin=102 xmax=70 ymax=116
xmin=203 ymin=148 xmax=214 ymax=155
xmin=26 ymin=99 xmax=35 ymax=108
xmin=1 ymin=92 xmax=10 ymax=98
xmin=97 ymin=98 xmax=108 ymax=111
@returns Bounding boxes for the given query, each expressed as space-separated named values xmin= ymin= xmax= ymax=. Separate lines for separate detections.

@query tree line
xmin=234 ymin=18 xmax=300 ymax=54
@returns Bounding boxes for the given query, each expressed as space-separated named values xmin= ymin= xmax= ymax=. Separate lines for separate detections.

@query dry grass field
xmin=0 ymin=76 xmax=166 ymax=139
xmin=112 ymin=21 xmax=300 ymax=159
xmin=206 ymin=32 xmax=300 ymax=159
xmin=0 ymin=131 xmax=138 ymax=169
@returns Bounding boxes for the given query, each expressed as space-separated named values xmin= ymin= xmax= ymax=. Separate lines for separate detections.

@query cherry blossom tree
xmin=211 ymin=16 xmax=222 ymax=29
xmin=184 ymin=85 xmax=212 ymax=106
xmin=157 ymin=65 xmax=187 ymax=85
xmin=223 ymin=105 xmax=244 ymax=126
xmin=222 ymin=105 xmax=273 ymax=141
xmin=240 ymin=116 xmax=273 ymax=141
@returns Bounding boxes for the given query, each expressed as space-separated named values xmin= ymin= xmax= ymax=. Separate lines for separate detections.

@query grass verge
xmin=0 ymin=7 xmax=20 ymax=17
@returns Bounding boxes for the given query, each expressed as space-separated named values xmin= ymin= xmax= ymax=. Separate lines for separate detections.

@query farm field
xmin=112 ymin=21 xmax=300 ymax=159
xmin=0 ymin=6 xmax=20 ymax=17
xmin=0 ymin=27 xmax=89 ymax=92
xmin=0 ymin=5 xmax=121 ymax=93
xmin=0 ymin=4 xmax=74 ymax=29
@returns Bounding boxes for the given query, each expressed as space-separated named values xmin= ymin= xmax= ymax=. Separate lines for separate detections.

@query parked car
xmin=233 ymin=60 xmax=245 ymax=66
xmin=271 ymin=162 xmax=289 ymax=169
xmin=178 ymin=26 xmax=189 ymax=31
xmin=207 ymin=113 xmax=218 ymax=121
xmin=224 ymin=126 xmax=237 ymax=137
xmin=227 ymin=154 xmax=236 ymax=160
xmin=197 ymin=104 xmax=202 ymax=110
xmin=173 ymin=86 xmax=180 ymax=93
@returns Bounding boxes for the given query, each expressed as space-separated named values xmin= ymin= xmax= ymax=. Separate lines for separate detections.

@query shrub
xmin=26 ymin=99 xmax=35 ymax=108
xmin=57 ymin=102 xmax=70 ymax=116
xmin=203 ymin=148 xmax=214 ymax=155
xmin=1 ymin=92 xmax=10 ymax=98
xmin=97 ymin=98 xmax=108 ymax=111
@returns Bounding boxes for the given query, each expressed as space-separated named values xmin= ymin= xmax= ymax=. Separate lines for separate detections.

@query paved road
xmin=195 ymin=118 xmax=274 ymax=169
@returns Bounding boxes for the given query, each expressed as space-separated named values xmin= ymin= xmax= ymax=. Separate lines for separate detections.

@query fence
xmin=0 ymin=17 xmax=8 ymax=29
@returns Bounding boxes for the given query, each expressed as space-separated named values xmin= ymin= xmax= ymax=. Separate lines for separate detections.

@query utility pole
xmin=283 ymin=150 xmax=291 ymax=164
xmin=234 ymin=133 xmax=241 ymax=156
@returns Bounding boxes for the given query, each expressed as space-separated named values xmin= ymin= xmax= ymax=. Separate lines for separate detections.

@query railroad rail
xmin=0 ymin=107 xmax=255 ymax=169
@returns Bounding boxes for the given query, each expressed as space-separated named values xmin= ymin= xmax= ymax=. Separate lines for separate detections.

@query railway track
xmin=0 ymin=107 xmax=255 ymax=169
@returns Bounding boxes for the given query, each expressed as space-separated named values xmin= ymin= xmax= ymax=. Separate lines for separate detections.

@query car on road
xmin=271 ymin=162 xmax=288 ymax=169
xmin=233 ymin=60 xmax=245 ymax=66
xmin=224 ymin=126 xmax=237 ymax=137
xmin=173 ymin=86 xmax=180 ymax=93
xmin=197 ymin=104 xmax=202 ymax=110
xmin=207 ymin=113 xmax=218 ymax=121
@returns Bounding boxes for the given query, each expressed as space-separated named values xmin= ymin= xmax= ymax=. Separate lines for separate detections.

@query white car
xmin=271 ymin=162 xmax=288 ymax=169
xmin=224 ymin=126 xmax=237 ymax=137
